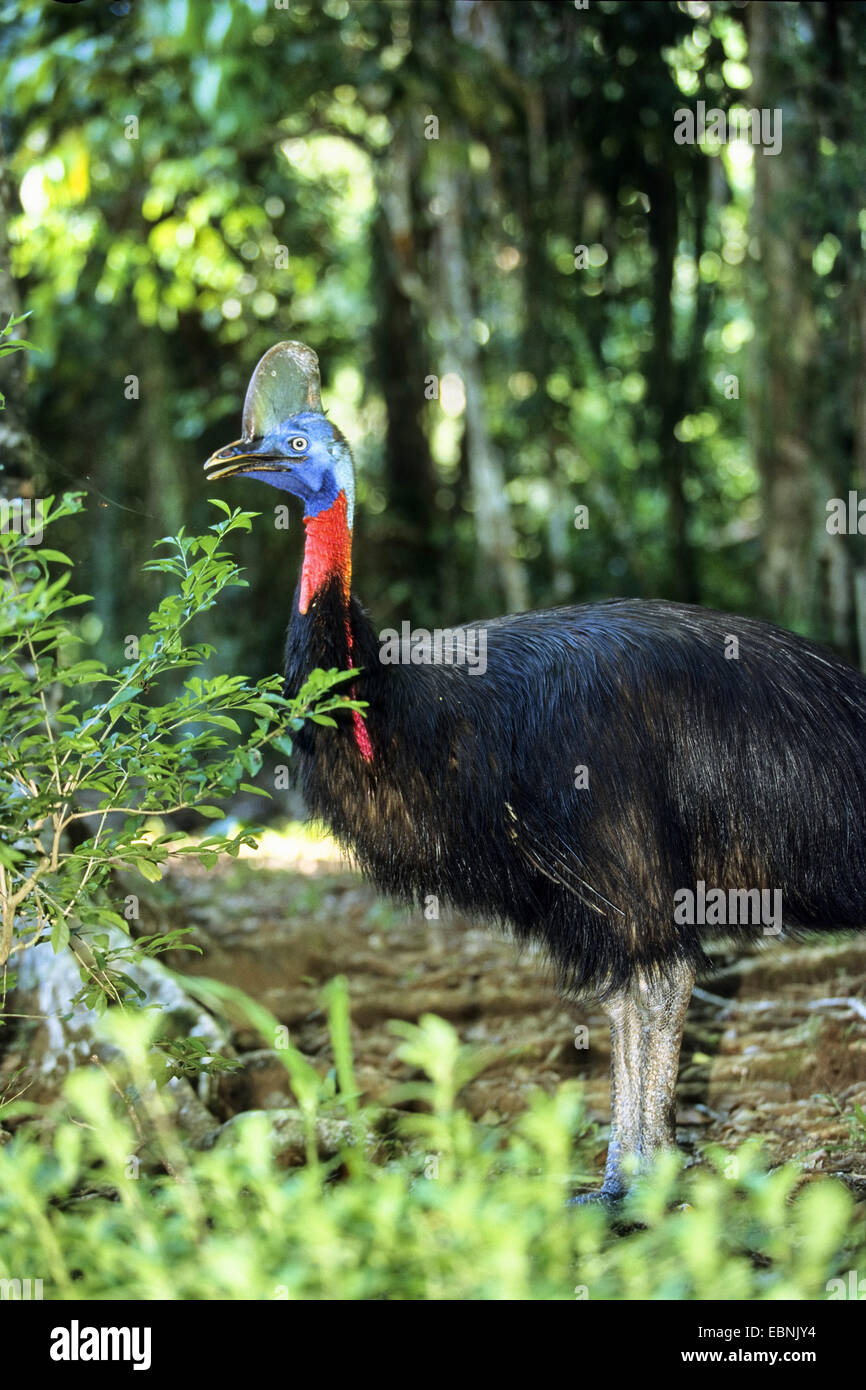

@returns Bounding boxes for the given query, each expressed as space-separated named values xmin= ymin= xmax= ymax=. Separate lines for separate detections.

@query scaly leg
xmin=634 ymin=958 xmax=695 ymax=1162
xmin=598 ymin=989 xmax=643 ymax=1198
xmin=573 ymin=987 xmax=643 ymax=1203
xmin=575 ymin=958 xmax=695 ymax=1203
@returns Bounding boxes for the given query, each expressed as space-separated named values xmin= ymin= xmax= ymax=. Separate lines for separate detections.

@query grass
xmin=0 ymin=977 xmax=862 ymax=1301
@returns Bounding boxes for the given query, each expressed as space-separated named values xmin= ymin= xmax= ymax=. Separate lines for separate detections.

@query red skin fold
xmin=300 ymin=490 xmax=373 ymax=762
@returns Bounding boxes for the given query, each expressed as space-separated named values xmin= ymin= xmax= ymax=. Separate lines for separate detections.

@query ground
xmin=161 ymin=825 xmax=866 ymax=1197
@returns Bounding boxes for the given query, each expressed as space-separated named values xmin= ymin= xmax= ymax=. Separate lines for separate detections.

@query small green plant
xmin=0 ymin=492 xmax=364 ymax=1013
xmin=152 ymin=1034 xmax=241 ymax=1083
xmin=0 ymin=980 xmax=861 ymax=1301
xmin=0 ymin=310 xmax=35 ymax=409
xmin=814 ymin=1091 xmax=866 ymax=1153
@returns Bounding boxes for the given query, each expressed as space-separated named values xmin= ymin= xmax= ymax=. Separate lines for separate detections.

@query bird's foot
xmin=567 ymin=1186 xmax=626 ymax=1208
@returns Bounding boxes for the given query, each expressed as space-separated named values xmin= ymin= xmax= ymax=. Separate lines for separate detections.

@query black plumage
xmin=286 ymin=583 xmax=866 ymax=999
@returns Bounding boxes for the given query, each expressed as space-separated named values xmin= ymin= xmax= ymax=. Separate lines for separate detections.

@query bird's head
xmin=203 ymin=342 xmax=355 ymax=526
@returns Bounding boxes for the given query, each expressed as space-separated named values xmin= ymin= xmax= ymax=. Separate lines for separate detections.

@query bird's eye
xmin=289 ymin=435 xmax=308 ymax=452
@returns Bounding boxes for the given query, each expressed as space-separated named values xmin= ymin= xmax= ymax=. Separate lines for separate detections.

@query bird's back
xmin=298 ymin=593 xmax=866 ymax=993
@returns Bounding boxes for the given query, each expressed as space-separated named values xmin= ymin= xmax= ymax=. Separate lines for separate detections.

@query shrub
xmin=0 ymin=980 xmax=861 ymax=1301
xmin=0 ymin=492 xmax=362 ymax=1011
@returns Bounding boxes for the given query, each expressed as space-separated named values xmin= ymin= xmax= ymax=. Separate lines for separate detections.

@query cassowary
xmin=205 ymin=341 xmax=866 ymax=1201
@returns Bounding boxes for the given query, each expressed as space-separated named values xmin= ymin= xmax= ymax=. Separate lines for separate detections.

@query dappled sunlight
xmin=236 ymin=819 xmax=347 ymax=873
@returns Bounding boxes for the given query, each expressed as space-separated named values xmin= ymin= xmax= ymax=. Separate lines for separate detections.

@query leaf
xmin=244 ymin=700 xmax=280 ymax=717
xmin=37 ymin=549 xmax=73 ymax=565
xmin=239 ymin=783 xmax=270 ymax=797
xmin=137 ymin=861 xmax=164 ymax=883
xmin=0 ymin=338 xmax=36 ymax=356
xmin=102 ymin=685 xmax=143 ymax=712
xmin=52 ymin=916 xmax=71 ymax=953
xmin=196 ymin=805 xmax=225 ymax=819
xmin=204 ymin=714 xmax=242 ymax=733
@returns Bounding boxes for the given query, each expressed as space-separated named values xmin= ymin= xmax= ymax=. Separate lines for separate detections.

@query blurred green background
xmin=2 ymin=0 xmax=866 ymax=682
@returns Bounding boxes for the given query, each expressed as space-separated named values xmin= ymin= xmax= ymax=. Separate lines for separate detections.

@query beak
xmin=203 ymin=437 xmax=289 ymax=481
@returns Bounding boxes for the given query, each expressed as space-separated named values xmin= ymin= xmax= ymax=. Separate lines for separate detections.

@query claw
xmin=567 ymin=1188 xmax=625 ymax=1208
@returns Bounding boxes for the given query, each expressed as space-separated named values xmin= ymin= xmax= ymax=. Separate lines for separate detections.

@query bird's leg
xmin=574 ymin=960 xmax=695 ymax=1204
xmin=573 ymin=959 xmax=695 ymax=1204
xmin=588 ymin=989 xmax=644 ymax=1200
xmin=633 ymin=958 xmax=695 ymax=1164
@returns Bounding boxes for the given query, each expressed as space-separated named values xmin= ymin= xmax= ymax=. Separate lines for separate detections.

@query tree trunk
xmin=748 ymin=1 xmax=820 ymax=632
xmin=645 ymin=162 xmax=699 ymax=604
xmin=435 ymin=161 xmax=529 ymax=615
xmin=373 ymin=127 xmax=441 ymax=624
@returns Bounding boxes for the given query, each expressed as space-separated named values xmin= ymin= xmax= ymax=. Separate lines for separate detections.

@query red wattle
xmin=299 ymin=492 xmax=352 ymax=615
xmin=299 ymin=490 xmax=373 ymax=762
xmin=346 ymin=622 xmax=374 ymax=762
xmin=352 ymin=707 xmax=374 ymax=762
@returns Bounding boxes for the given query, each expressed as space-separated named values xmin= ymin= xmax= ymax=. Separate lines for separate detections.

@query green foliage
xmin=0 ymin=311 xmax=34 ymax=410
xmin=0 ymin=492 xmax=364 ymax=1009
xmin=0 ymin=0 xmax=752 ymax=652
xmin=0 ymin=983 xmax=860 ymax=1301
xmin=4 ymin=0 xmax=866 ymax=657
xmin=152 ymin=1034 xmax=240 ymax=1084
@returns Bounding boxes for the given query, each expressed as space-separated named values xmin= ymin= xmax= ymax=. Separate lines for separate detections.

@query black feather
xmin=285 ymin=580 xmax=866 ymax=998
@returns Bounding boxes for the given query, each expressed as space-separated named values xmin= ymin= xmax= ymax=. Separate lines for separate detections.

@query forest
xmin=0 ymin=0 xmax=865 ymax=1321
xmin=4 ymin=0 xmax=866 ymax=666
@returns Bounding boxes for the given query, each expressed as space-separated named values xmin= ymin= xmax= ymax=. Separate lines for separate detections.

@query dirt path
xmin=166 ymin=834 xmax=866 ymax=1197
